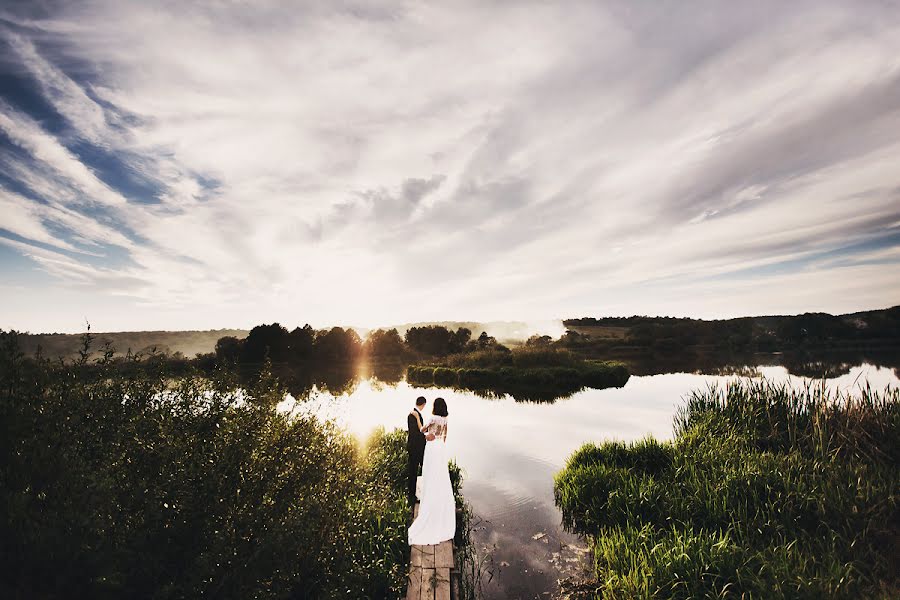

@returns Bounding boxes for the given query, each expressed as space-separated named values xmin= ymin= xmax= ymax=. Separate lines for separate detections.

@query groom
xmin=407 ymin=396 xmax=427 ymax=507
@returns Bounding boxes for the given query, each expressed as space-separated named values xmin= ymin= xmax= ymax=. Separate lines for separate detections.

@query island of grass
xmin=407 ymin=347 xmax=630 ymax=401
xmin=553 ymin=379 xmax=900 ymax=598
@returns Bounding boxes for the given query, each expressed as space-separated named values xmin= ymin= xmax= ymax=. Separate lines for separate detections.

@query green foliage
xmin=554 ymin=379 xmax=900 ymax=598
xmin=212 ymin=323 xmax=362 ymax=366
xmin=407 ymin=365 xmax=435 ymax=384
xmin=0 ymin=330 xmax=419 ymax=599
xmin=364 ymin=328 xmax=407 ymax=359
xmin=433 ymin=366 xmax=457 ymax=386
xmin=404 ymin=325 xmax=471 ymax=357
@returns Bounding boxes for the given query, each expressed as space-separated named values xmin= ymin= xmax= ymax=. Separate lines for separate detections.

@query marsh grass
xmin=554 ymin=379 xmax=900 ymax=599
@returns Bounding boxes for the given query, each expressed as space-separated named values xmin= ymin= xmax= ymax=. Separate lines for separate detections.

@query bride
xmin=408 ymin=397 xmax=456 ymax=545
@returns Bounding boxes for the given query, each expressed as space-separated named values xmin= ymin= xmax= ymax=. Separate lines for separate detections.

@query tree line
xmin=562 ymin=305 xmax=900 ymax=353
xmin=214 ymin=323 xmax=509 ymax=364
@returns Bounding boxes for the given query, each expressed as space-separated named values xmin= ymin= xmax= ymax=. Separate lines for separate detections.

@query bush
xmin=433 ymin=367 xmax=458 ymax=386
xmin=0 ymin=330 xmax=412 ymax=599
xmin=407 ymin=365 xmax=435 ymax=384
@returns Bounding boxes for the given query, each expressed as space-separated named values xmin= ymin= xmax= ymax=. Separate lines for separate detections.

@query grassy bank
xmin=554 ymin=379 xmax=900 ymax=598
xmin=408 ymin=347 xmax=629 ymax=401
xmin=0 ymin=330 xmax=465 ymax=599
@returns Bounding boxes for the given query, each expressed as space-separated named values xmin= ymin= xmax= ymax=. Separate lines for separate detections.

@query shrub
xmin=407 ymin=365 xmax=435 ymax=384
xmin=0 ymin=331 xmax=412 ymax=599
xmin=433 ymin=367 xmax=459 ymax=386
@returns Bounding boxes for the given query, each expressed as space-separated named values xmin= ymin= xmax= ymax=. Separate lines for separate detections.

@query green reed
xmin=554 ymin=379 xmax=899 ymax=599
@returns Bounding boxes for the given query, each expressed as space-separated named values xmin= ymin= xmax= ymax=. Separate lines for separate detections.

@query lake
xmin=281 ymin=361 xmax=900 ymax=599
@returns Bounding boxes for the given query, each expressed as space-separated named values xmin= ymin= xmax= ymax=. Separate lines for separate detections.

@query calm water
xmin=282 ymin=363 xmax=899 ymax=599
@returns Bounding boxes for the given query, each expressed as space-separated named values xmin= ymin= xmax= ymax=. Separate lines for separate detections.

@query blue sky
xmin=1 ymin=0 xmax=900 ymax=333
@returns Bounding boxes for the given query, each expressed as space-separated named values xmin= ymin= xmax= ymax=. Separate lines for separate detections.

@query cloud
xmin=1 ymin=0 xmax=899 ymax=332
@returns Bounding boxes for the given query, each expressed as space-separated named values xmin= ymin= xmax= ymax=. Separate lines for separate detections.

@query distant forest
xmin=562 ymin=305 xmax=900 ymax=354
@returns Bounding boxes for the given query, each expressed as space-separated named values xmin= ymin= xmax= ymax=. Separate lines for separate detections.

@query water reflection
xmin=259 ymin=349 xmax=900 ymax=407
xmin=618 ymin=348 xmax=900 ymax=378
xmin=282 ymin=361 xmax=898 ymax=599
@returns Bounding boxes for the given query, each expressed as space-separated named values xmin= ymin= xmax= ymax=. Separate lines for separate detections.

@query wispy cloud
xmin=1 ymin=0 xmax=899 ymax=332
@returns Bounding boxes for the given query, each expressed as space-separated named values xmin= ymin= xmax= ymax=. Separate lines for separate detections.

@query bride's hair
xmin=432 ymin=397 xmax=448 ymax=417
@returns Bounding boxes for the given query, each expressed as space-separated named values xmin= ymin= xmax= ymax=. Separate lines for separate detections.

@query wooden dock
xmin=406 ymin=486 xmax=458 ymax=600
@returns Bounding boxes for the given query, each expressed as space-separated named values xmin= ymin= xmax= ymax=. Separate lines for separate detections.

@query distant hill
xmin=17 ymin=329 xmax=249 ymax=359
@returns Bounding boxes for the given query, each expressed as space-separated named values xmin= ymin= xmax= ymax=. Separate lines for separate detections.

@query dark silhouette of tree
xmin=526 ymin=334 xmax=553 ymax=347
xmin=242 ymin=323 xmax=290 ymax=363
xmin=215 ymin=336 xmax=243 ymax=362
xmin=404 ymin=325 xmax=472 ymax=356
xmin=451 ymin=327 xmax=472 ymax=353
xmin=469 ymin=331 xmax=509 ymax=352
xmin=314 ymin=327 xmax=362 ymax=362
xmin=288 ymin=325 xmax=315 ymax=360
xmin=365 ymin=328 xmax=407 ymax=358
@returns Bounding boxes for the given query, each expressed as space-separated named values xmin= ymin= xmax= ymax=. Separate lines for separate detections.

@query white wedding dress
xmin=408 ymin=415 xmax=456 ymax=545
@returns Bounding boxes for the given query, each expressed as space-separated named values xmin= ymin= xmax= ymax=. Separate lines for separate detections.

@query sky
xmin=1 ymin=0 xmax=900 ymax=334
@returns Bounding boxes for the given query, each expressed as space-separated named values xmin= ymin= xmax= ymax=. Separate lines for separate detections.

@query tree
xmin=450 ymin=327 xmax=472 ymax=353
xmin=526 ymin=334 xmax=553 ymax=347
xmin=242 ymin=323 xmax=290 ymax=363
xmin=215 ymin=336 xmax=243 ymax=362
xmin=288 ymin=325 xmax=315 ymax=360
xmin=470 ymin=331 xmax=509 ymax=352
xmin=314 ymin=327 xmax=362 ymax=362
xmin=365 ymin=328 xmax=407 ymax=358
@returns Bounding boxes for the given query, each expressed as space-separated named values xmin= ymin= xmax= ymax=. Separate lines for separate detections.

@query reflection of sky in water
xmin=285 ymin=364 xmax=898 ymax=598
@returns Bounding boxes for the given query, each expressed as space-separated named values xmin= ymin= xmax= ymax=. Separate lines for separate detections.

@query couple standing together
xmin=406 ymin=396 xmax=455 ymax=546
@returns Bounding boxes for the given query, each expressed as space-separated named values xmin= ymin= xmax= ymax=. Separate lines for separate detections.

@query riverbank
xmin=554 ymin=379 xmax=900 ymax=598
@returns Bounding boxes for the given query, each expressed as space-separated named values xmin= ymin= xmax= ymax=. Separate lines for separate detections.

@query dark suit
xmin=407 ymin=408 xmax=426 ymax=505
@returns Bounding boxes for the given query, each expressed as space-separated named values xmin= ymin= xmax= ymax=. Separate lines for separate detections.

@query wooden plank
xmin=434 ymin=541 xmax=454 ymax=568
xmin=434 ymin=567 xmax=451 ymax=599
xmin=420 ymin=568 xmax=436 ymax=600
xmin=410 ymin=545 xmax=427 ymax=568
xmin=406 ymin=566 xmax=422 ymax=600
xmin=420 ymin=545 xmax=435 ymax=569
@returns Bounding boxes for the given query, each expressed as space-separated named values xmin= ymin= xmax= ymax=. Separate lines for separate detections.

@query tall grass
xmin=554 ymin=379 xmax=900 ymax=599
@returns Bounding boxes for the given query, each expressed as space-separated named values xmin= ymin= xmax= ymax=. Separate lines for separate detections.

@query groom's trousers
xmin=407 ymin=443 xmax=425 ymax=504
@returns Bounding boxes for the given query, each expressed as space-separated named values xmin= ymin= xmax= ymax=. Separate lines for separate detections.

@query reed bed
xmin=554 ymin=379 xmax=900 ymax=599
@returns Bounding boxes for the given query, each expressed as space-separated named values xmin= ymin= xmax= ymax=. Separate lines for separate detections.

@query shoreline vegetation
xmin=554 ymin=379 xmax=900 ymax=598
xmin=0 ymin=330 xmax=474 ymax=599
xmin=407 ymin=347 xmax=630 ymax=402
